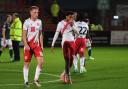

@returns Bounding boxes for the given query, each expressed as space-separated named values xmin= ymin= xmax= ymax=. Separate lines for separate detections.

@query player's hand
xmin=24 ymin=45 xmax=30 ymax=51
xmin=51 ymin=46 xmax=54 ymax=53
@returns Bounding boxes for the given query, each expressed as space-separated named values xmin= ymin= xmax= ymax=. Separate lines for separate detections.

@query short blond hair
xmin=29 ymin=6 xmax=39 ymax=11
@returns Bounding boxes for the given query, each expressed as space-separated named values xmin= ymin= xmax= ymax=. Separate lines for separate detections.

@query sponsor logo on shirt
xmin=31 ymin=27 xmax=35 ymax=32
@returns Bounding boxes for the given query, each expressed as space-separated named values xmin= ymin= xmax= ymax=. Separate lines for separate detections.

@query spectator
xmin=10 ymin=13 xmax=22 ymax=61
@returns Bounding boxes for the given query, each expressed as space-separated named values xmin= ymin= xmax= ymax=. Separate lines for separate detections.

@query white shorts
xmin=86 ymin=39 xmax=91 ymax=47
xmin=1 ymin=39 xmax=12 ymax=47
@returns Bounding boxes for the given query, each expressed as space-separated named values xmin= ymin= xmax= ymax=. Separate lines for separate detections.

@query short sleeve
xmin=23 ymin=20 xmax=29 ymax=31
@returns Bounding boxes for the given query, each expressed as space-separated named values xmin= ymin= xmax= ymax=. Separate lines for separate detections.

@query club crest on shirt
xmin=37 ymin=23 xmax=40 ymax=26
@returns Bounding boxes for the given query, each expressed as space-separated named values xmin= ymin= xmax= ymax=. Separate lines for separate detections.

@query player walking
xmin=73 ymin=13 xmax=91 ymax=73
xmin=22 ymin=6 xmax=44 ymax=87
xmin=51 ymin=11 xmax=78 ymax=84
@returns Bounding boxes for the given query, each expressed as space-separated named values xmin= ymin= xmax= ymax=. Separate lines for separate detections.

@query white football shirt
xmin=74 ymin=21 xmax=89 ymax=38
xmin=23 ymin=18 xmax=42 ymax=43
xmin=56 ymin=20 xmax=75 ymax=45
xmin=51 ymin=20 xmax=76 ymax=47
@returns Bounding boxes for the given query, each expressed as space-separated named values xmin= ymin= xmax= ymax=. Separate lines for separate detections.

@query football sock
xmin=23 ymin=66 xmax=29 ymax=83
xmin=73 ymin=55 xmax=78 ymax=69
xmin=80 ymin=57 xmax=85 ymax=68
xmin=34 ymin=66 xmax=42 ymax=81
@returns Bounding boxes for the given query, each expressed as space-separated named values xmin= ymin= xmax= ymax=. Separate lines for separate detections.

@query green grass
xmin=0 ymin=47 xmax=128 ymax=89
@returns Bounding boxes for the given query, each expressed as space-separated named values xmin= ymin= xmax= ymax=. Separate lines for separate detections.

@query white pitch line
xmin=0 ymin=70 xmax=61 ymax=87
xmin=41 ymin=72 xmax=60 ymax=78
xmin=0 ymin=69 xmax=60 ymax=78
xmin=0 ymin=79 xmax=61 ymax=87
xmin=41 ymin=79 xmax=61 ymax=84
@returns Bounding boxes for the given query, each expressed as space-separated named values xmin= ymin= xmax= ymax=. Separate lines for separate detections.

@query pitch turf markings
xmin=0 ymin=70 xmax=61 ymax=87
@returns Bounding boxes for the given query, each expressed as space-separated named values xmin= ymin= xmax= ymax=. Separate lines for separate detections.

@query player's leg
xmin=23 ymin=49 xmax=32 ymax=87
xmin=0 ymin=48 xmax=2 ymax=56
xmin=0 ymin=38 xmax=6 ymax=56
xmin=23 ymin=62 xmax=30 ymax=87
xmin=86 ymin=39 xmax=94 ymax=60
xmin=65 ymin=50 xmax=71 ymax=84
xmin=88 ymin=46 xmax=94 ymax=60
xmin=67 ymin=42 xmax=76 ymax=84
xmin=73 ymin=55 xmax=78 ymax=72
xmin=62 ymin=42 xmax=71 ymax=83
xmin=34 ymin=46 xmax=43 ymax=87
xmin=62 ymin=41 xmax=75 ymax=84
xmin=34 ymin=56 xmax=43 ymax=87
xmin=79 ymin=39 xmax=87 ymax=73
xmin=73 ymin=39 xmax=79 ymax=72
xmin=7 ymin=39 xmax=13 ymax=61
xmin=79 ymin=48 xmax=86 ymax=73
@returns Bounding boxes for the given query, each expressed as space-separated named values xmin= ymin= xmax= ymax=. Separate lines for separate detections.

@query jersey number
xmin=78 ymin=26 xmax=87 ymax=35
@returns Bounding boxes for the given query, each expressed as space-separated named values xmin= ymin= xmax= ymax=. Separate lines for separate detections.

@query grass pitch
xmin=0 ymin=47 xmax=128 ymax=89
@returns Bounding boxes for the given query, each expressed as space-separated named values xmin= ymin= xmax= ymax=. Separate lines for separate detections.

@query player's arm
xmin=51 ymin=23 xmax=61 ymax=53
xmin=72 ymin=26 xmax=79 ymax=36
xmin=51 ymin=31 xmax=59 ymax=53
xmin=72 ymin=23 xmax=79 ymax=36
xmin=22 ymin=30 xmax=30 ymax=50
xmin=51 ymin=31 xmax=59 ymax=47
xmin=39 ymin=30 xmax=43 ymax=51
xmin=39 ymin=21 xmax=43 ymax=51
xmin=51 ymin=23 xmax=61 ymax=47
xmin=22 ymin=21 xmax=30 ymax=50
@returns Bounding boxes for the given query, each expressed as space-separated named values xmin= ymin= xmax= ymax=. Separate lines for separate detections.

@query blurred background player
xmin=51 ymin=11 xmax=78 ymax=84
xmin=22 ymin=6 xmax=44 ymax=87
xmin=85 ymin=19 xmax=94 ymax=60
xmin=73 ymin=13 xmax=90 ymax=73
xmin=73 ymin=12 xmax=94 ymax=60
xmin=0 ymin=14 xmax=13 ymax=61
xmin=10 ymin=13 xmax=22 ymax=61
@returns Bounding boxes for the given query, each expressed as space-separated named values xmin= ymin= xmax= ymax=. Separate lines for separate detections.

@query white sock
xmin=73 ymin=55 xmax=78 ymax=69
xmin=80 ymin=57 xmax=85 ymax=68
xmin=23 ymin=66 xmax=29 ymax=83
xmin=76 ymin=54 xmax=79 ymax=59
xmin=34 ymin=66 xmax=42 ymax=81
